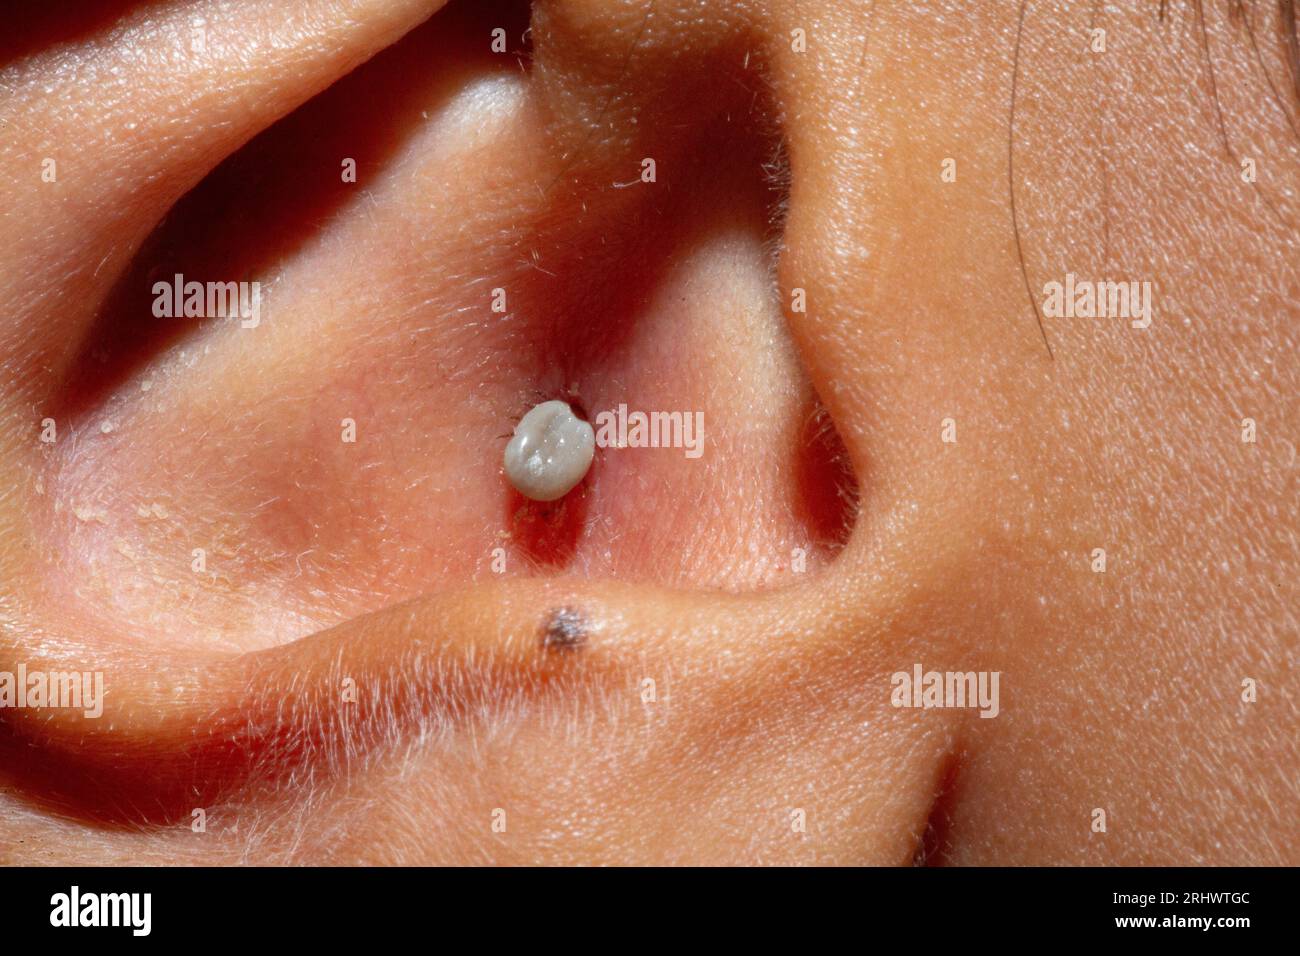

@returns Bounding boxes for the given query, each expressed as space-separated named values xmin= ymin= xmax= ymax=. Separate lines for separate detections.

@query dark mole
xmin=540 ymin=607 xmax=588 ymax=653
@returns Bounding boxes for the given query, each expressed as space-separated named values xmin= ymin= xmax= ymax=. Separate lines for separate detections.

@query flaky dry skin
xmin=0 ymin=0 xmax=1295 ymax=865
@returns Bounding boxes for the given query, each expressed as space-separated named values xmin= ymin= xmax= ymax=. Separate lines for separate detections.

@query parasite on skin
xmin=504 ymin=400 xmax=595 ymax=501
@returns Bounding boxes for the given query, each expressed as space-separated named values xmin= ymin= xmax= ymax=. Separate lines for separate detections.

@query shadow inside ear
xmin=507 ymin=478 xmax=591 ymax=570
xmin=51 ymin=0 xmax=536 ymax=421
xmin=795 ymin=396 xmax=860 ymax=554
xmin=913 ymin=750 xmax=964 ymax=867
xmin=0 ymin=0 xmax=158 ymax=70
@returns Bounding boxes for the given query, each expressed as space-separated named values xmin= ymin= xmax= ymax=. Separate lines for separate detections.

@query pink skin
xmin=0 ymin=0 xmax=1295 ymax=864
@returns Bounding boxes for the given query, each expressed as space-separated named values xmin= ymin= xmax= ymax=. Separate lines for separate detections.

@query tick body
xmin=504 ymin=400 xmax=595 ymax=501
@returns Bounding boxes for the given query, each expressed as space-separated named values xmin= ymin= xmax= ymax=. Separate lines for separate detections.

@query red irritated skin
xmin=0 ymin=0 xmax=1296 ymax=864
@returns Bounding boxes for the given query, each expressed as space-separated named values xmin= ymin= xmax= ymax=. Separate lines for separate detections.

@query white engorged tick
xmin=504 ymin=400 xmax=595 ymax=501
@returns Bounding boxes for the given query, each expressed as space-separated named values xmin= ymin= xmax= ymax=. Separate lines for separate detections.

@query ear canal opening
xmin=501 ymin=51 xmax=861 ymax=583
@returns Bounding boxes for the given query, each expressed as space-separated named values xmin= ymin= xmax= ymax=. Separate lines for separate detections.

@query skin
xmin=0 ymin=0 xmax=1295 ymax=865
